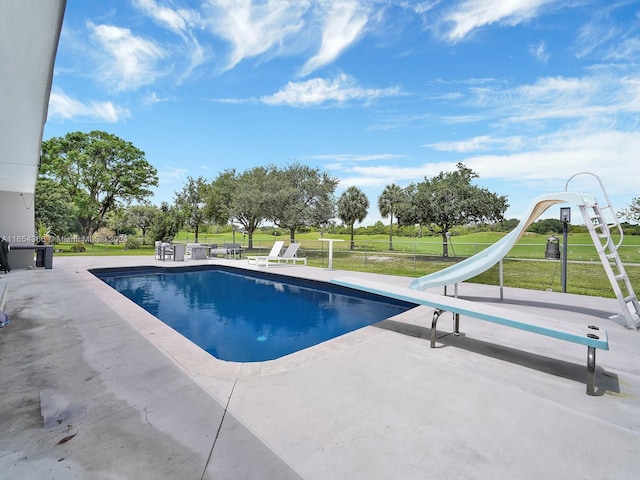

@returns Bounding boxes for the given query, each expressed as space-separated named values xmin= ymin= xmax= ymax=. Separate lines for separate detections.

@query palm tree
xmin=378 ymin=183 xmax=404 ymax=251
xmin=337 ymin=186 xmax=369 ymax=250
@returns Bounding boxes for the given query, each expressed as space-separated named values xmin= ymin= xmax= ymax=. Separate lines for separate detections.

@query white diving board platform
xmin=331 ymin=276 xmax=609 ymax=396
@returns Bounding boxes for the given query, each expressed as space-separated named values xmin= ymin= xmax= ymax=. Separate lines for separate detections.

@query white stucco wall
xmin=0 ymin=0 xmax=66 ymax=270
xmin=0 ymin=191 xmax=36 ymax=269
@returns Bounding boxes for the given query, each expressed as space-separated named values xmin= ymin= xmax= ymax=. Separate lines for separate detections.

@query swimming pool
xmin=92 ymin=266 xmax=414 ymax=362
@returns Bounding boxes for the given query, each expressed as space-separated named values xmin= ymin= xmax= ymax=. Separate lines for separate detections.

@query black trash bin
xmin=36 ymin=247 xmax=45 ymax=267
xmin=0 ymin=239 xmax=10 ymax=273
xmin=545 ymin=236 xmax=560 ymax=259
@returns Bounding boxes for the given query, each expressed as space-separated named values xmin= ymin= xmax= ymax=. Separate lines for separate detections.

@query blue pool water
xmin=93 ymin=266 xmax=414 ymax=362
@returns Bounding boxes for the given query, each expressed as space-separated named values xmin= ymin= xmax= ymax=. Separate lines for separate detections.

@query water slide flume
xmin=409 ymin=192 xmax=598 ymax=291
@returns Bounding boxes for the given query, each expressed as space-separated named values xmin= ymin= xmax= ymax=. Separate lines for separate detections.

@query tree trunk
xmin=388 ymin=214 xmax=394 ymax=251
xmin=350 ymin=224 xmax=355 ymax=250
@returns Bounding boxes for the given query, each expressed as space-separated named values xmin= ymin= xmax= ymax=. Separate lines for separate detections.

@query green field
xmin=53 ymin=231 xmax=640 ymax=299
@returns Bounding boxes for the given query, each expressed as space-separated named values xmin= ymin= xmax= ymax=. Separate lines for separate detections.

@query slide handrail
xmin=565 ymin=171 xmax=624 ymax=249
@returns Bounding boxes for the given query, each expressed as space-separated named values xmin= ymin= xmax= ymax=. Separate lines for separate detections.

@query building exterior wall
xmin=0 ymin=191 xmax=36 ymax=269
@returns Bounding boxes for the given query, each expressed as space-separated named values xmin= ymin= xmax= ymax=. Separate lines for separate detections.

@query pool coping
xmin=81 ymin=261 xmax=420 ymax=380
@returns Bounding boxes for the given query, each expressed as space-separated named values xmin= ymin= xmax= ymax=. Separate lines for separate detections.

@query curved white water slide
xmin=409 ymin=192 xmax=598 ymax=291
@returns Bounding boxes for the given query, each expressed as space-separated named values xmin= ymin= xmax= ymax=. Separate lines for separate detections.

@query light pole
xmin=560 ymin=207 xmax=571 ymax=293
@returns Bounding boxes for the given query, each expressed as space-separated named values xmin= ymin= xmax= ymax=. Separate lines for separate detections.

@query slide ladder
xmin=568 ymin=173 xmax=640 ymax=330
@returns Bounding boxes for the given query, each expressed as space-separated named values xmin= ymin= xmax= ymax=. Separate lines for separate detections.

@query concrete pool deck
xmin=0 ymin=255 xmax=639 ymax=479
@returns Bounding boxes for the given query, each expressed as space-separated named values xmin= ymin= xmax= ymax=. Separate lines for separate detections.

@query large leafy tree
xmin=232 ymin=167 xmax=271 ymax=248
xmin=40 ymin=131 xmax=158 ymax=238
xmin=104 ymin=208 xmax=136 ymax=238
xmin=124 ymin=205 xmax=161 ymax=243
xmin=267 ymin=163 xmax=338 ymax=242
xmin=148 ymin=202 xmax=183 ymax=243
xmin=527 ymin=218 xmax=564 ymax=235
xmin=415 ymin=163 xmax=508 ymax=257
xmin=34 ymin=177 xmax=79 ymax=237
xmin=619 ymin=197 xmax=640 ymax=224
xmin=206 ymin=169 xmax=236 ymax=227
xmin=378 ymin=183 xmax=405 ymax=251
xmin=337 ymin=186 xmax=369 ymax=250
xmin=175 ymin=176 xmax=209 ymax=242
xmin=396 ymin=183 xmax=422 ymax=236
xmin=206 ymin=167 xmax=271 ymax=249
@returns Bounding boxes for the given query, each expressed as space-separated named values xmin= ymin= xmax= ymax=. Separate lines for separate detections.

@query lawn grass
xmin=51 ymin=231 xmax=640 ymax=299
xmin=53 ymin=242 xmax=156 ymax=256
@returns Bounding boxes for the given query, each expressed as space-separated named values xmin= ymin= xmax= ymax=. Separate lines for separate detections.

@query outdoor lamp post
xmin=560 ymin=207 xmax=571 ymax=293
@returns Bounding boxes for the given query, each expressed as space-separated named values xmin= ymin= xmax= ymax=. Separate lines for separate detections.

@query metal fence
xmin=177 ymin=236 xmax=639 ymax=268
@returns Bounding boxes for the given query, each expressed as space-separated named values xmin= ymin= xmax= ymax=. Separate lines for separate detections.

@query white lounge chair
xmin=257 ymin=242 xmax=307 ymax=267
xmin=247 ymin=240 xmax=284 ymax=265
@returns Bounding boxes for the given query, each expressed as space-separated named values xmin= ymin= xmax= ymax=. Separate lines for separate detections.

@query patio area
xmin=1 ymin=255 xmax=639 ymax=479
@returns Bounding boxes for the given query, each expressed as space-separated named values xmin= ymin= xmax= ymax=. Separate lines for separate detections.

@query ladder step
xmin=614 ymin=274 xmax=627 ymax=282
xmin=624 ymin=295 xmax=637 ymax=303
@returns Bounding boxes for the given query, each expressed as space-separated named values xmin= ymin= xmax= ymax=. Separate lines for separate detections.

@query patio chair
xmin=161 ymin=242 xmax=174 ymax=261
xmin=256 ymin=242 xmax=307 ymax=267
xmin=247 ymin=240 xmax=284 ymax=265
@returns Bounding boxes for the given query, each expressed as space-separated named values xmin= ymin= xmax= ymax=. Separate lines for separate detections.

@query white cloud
xmin=48 ymin=90 xmax=131 ymax=122
xmin=133 ymin=0 xmax=206 ymax=79
xmin=412 ymin=1 xmax=441 ymax=16
xmin=305 ymin=153 xmax=407 ymax=162
xmin=199 ymin=1 xmax=376 ymax=76
xmin=202 ymin=0 xmax=310 ymax=71
xmin=88 ymin=21 xmax=169 ymax=92
xmin=453 ymin=74 xmax=640 ymax=126
xmin=334 ymin=127 xmax=640 ymax=221
xmin=426 ymin=135 xmax=525 ymax=152
xmin=207 ymin=97 xmax=256 ymax=105
xmin=604 ymin=36 xmax=640 ymax=62
xmin=133 ymin=0 xmax=201 ymax=34
xmin=528 ymin=40 xmax=549 ymax=64
xmin=158 ymin=167 xmax=189 ymax=183
xmin=143 ymin=91 xmax=177 ymax=106
xmin=574 ymin=16 xmax=620 ymax=59
xmin=260 ymin=73 xmax=401 ymax=106
xmin=423 ymin=70 xmax=640 ymax=195
xmin=337 ymin=161 xmax=457 ymax=189
xmin=299 ymin=1 xmax=370 ymax=77
xmin=442 ymin=0 xmax=556 ymax=42
xmin=308 ymin=153 xmax=408 ymax=172
xmin=453 ymin=128 xmax=640 ymax=196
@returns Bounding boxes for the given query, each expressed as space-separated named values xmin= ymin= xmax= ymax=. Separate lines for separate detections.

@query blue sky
xmin=44 ymin=0 xmax=640 ymax=226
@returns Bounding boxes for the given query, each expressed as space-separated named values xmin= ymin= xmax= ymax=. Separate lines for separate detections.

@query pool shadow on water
xmin=374 ymin=319 xmax=620 ymax=396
